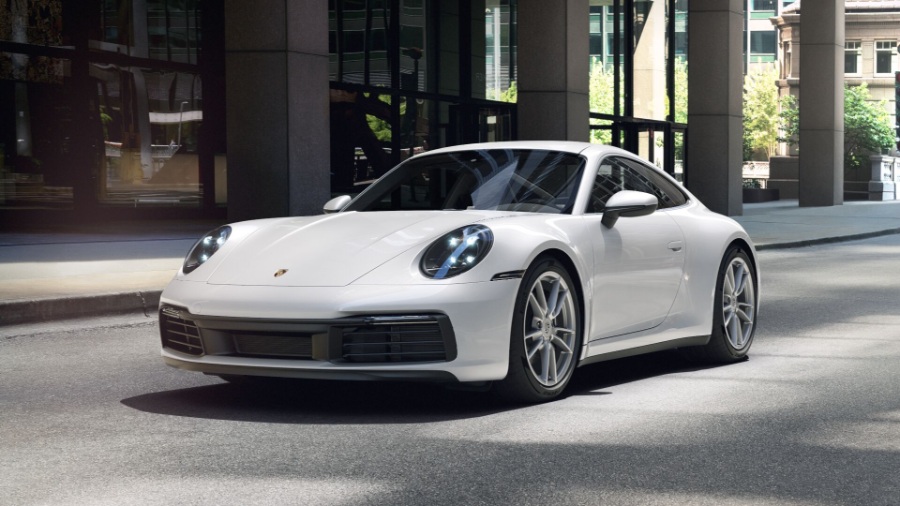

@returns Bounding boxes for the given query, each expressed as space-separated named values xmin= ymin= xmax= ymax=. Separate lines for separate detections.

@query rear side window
xmin=589 ymin=156 xmax=688 ymax=212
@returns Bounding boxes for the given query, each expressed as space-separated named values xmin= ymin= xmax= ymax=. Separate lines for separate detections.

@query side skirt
xmin=577 ymin=335 xmax=709 ymax=368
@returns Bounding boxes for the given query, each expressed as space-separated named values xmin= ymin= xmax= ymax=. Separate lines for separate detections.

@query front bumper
xmin=159 ymin=279 xmax=520 ymax=382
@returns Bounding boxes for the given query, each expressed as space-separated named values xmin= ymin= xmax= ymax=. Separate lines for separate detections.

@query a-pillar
xmin=224 ymin=0 xmax=331 ymax=220
xmin=686 ymin=0 xmax=744 ymax=216
xmin=799 ymin=0 xmax=844 ymax=206
xmin=516 ymin=0 xmax=589 ymax=141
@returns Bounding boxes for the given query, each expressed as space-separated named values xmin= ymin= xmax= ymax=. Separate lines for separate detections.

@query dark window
xmin=590 ymin=34 xmax=604 ymax=56
xmin=877 ymin=51 xmax=892 ymax=74
xmin=750 ymin=31 xmax=776 ymax=55
xmin=589 ymin=156 xmax=687 ymax=212
xmin=752 ymin=0 xmax=776 ymax=11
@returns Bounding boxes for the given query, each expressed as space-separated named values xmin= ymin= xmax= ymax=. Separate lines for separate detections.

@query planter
xmin=742 ymin=188 xmax=780 ymax=203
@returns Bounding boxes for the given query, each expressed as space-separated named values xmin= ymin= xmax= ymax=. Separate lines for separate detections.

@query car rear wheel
xmin=682 ymin=246 xmax=757 ymax=363
xmin=495 ymin=257 xmax=582 ymax=403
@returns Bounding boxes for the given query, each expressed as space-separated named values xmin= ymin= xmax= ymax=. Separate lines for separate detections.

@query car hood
xmin=206 ymin=211 xmax=504 ymax=287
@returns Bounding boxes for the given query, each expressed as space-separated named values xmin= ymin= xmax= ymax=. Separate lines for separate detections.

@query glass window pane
xmin=0 ymin=52 xmax=74 ymax=208
xmin=329 ymin=90 xmax=393 ymax=192
xmin=89 ymin=1 xmax=202 ymax=64
xmin=329 ymin=1 xmax=393 ymax=87
xmin=0 ymin=0 xmax=71 ymax=46
xmin=93 ymin=64 xmax=202 ymax=206
xmin=750 ymin=31 xmax=776 ymax=54
xmin=752 ymin=0 xmax=776 ymax=12
xmin=877 ymin=51 xmax=892 ymax=74
xmin=484 ymin=0 xmax=515 ymax=102
xmin=633 ymin=0 xmax=666 ymax=121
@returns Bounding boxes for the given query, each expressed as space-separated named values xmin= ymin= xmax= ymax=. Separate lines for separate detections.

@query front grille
xmin=341 ymin=321 xmax=447 ymax=363
xmin=160 ymin=307 xmax=204 ymax=356
xmin=232 ymin=332 xmax=313 ymax=358
xmin=159 ymin=308 xmax=456 ymax=364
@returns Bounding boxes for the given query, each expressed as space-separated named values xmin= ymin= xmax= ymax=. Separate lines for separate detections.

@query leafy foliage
xmin=742 ymin=64 xmax=780 ymax=160
xmin=778 ymin=83 xmax=894 ymax=173
xmin=487 ymin=81 xmax=517 ymax=103
xmin=589 ymin=62 xmax=615 ymax=145
xmin=844 ymin=83 xmax=895 ymax=173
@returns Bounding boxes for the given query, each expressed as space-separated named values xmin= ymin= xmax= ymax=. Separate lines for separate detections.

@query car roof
xmin=423 ymin=141 xmax=630 ymax=158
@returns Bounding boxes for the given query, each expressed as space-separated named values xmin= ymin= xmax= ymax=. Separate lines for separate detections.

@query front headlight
xmin=420 ymin=224 xmax=493 ymax=279
xmin=183 ymin=225 xmax=232 ymax=274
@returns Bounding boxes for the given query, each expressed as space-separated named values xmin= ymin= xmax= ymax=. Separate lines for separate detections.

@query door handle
xmin=667 ymin=241 xmax=683 ymax=252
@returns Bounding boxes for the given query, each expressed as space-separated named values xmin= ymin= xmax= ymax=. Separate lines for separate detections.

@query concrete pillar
xmin=799 ymin=0 xmax=844 ymax=206
xmin=225 ymin=0 xmax=331 ymax=220
xmin=686 ymin=0 xmax=744 ymax=216
xmin=516 ymin=0 xmax=589 ymax=141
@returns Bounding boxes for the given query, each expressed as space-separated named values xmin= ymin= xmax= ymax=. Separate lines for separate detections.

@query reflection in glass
xmin=485 ymin=0 xmax=516 ymax=102
xmin=93 ymin=64 xmax=202 ymax=205
xmin=347 ymin=149 xmax=586 ymax=214
xmin=0 ymin=53 xmax=74 ymax=208
xmin=330 ymin=90 xmax=393 ymax=192
xmin=0 ymin=0 xmax=68 ymax=46
xmin=329 ymin=0 xmax=392 ymax=86
xmin=91 ymin=0 xmax=202 ymax=64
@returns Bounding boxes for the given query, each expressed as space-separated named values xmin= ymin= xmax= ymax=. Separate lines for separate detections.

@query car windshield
xmin=345 ymin=149 xmax=586 ymax=214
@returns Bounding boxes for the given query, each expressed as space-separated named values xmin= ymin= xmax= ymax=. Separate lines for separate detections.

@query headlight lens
xmin=183 ymin=225 xmax=232 ymax=274
xmin=420 ymin=225 xmax=493 ymax=279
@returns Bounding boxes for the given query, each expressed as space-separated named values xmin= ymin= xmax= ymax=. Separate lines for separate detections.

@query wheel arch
xmin=530 ymin=248 xmax=589 ymax=359
xmin=725 ymin=237 xmax=760 ymax=288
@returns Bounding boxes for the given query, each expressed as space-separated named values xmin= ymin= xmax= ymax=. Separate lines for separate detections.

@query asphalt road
xmin=2 ymin=236 xmax=900 ymax=506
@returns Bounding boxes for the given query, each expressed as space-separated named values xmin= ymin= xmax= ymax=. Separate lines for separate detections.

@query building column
xmin=224 ymin=0 xmax=331 ymax=220
xmin=516 ymin=0 xmax=589 ymax=141
xmin=686 ymin=0 xmax=744 ymax=216
xmin=799 ymin=0 xmax=844 ymax=206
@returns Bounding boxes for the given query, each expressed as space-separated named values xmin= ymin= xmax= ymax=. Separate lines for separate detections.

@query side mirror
xmin=601 ymin=190 xmax=658 ymax=228
xmin=323 ymin=195 xmax=352 ymax=214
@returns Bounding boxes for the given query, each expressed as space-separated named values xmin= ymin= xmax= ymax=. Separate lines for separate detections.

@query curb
xmin=0 ymin=291 xmax=161 ymax=327
xmin=754 ymin=227 xmax=900 ymax=251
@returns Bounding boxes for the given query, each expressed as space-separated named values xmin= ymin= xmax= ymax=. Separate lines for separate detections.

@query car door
xmin=585 ymin=155 xmax=687 ymax=341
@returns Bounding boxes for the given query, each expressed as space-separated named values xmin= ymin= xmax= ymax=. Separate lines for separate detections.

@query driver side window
xmin=589 ymin=156 xmax=687 ymax=213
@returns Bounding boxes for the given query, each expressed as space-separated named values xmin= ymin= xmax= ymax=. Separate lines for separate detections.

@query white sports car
xmin=159 ymin=141 xmax=758 ymax=402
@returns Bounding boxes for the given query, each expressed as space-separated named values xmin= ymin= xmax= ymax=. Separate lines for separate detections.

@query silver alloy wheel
xmin=523 ymin=271 xmax=578 ymax=387
xmin=722 ymin=256 xmax=755 ymax=350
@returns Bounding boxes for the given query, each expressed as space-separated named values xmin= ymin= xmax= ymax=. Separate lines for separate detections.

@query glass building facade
xmin=0 ymin=0 xmax=225 ymax=223
xmin=327 ymin=0 xmax=517 ymax=193
xmin=588 ymin=0 xmax=688 ymax=182
xmin=1 ymin=0 xmax=692 ymax=222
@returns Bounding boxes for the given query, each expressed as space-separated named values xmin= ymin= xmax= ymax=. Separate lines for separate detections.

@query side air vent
xmin=159 ymin=306 xmax=204 ymax=356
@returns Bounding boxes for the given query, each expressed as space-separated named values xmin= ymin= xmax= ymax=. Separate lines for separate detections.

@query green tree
xmin=742 ymin=64 xmax=780 ymax=160
xmin=777 ymin=94 xmax=799 ymax=148
xmin=844 ymin=83 xmax=895 ymax=173
xmin=487 ymin=81 xmax=517 ymax=103
xmin=589 ymin=63 xmax=614 ymax=144
xmin=778 ymin=83 xmax=894 ymax=174
xmin=500 ymin=81 xmax=517 ymax=103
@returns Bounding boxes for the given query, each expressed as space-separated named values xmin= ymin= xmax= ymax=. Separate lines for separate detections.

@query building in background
xmin=0 ymin=0 xmax=224 ymax=222
xmin=1 ymin=0 xmax=852 ymax=223
xmin=744 ymin=0 xmax=796 ymax=73
xmin=772 ymin=0 xmax=900 ymax=132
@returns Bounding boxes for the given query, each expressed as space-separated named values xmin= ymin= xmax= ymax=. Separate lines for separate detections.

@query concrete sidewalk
xmin=3 ymin=200 xmax=900 ymax=326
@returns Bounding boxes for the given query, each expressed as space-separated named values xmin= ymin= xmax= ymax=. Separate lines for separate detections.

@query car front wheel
xmin=495 ymin=257 xmax=582 ymax=403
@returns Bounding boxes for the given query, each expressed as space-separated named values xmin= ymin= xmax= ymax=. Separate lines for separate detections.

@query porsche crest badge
xmin=274 ymin=269 xmax=289 ymax=278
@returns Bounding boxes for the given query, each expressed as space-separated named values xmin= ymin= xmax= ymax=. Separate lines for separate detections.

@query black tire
xmin=494 ymin=257 xmax=583 ymax=403
xmin=681 ymin=246 xmax=758 ymax=363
